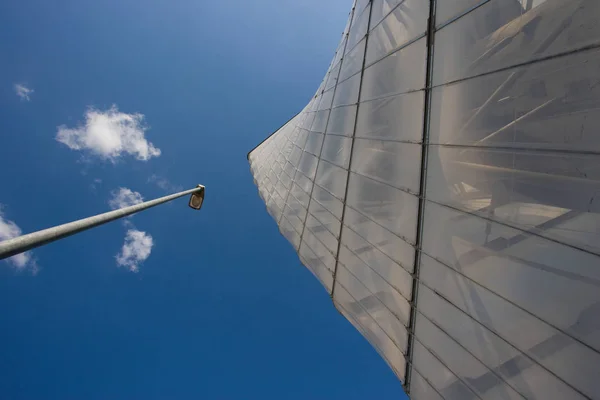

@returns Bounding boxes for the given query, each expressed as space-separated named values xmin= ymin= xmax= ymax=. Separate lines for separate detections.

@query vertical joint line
xmin=276 ymin=122 xmax=302 ymax=228
xmin=277 ymin=24 xmax=347 ymax=228
xmin=330 ymin=1 xmax=373 ymax=300
xmin=404 ymin=0 xmax=436 ymax=394
xmin=296 ymin=4 xmax=358 ymax=267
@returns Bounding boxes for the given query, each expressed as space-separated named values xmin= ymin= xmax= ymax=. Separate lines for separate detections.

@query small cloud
xmin=116 ymin=229 xmax=153 ymax=272
xmin=148 ymin=174 xmax=183 ymax=193
xmin=56 ymin=106 xmax=161 ymax=162
xmin=14 ymin=84 xmax=33 ymax=101
xmin=109 ymin=187 xmax=144 ymax=210
xmin=0 ymin=208 xmax=38 ymax=273
xmin=89 ymin=178 xmax=103 ymax=192
xmin=122 ymin=219 xmax=134 ymax=228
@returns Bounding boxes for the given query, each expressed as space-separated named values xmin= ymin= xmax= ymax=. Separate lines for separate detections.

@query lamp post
xmin=0 ymin=185 xmax=205 ymax=261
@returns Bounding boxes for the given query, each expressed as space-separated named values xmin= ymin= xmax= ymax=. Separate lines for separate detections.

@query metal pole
xmin=0 ymin=186 xmax=204 ymax=261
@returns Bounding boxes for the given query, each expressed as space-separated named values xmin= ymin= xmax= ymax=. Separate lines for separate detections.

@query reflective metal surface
xmin=248 ymin=0 xmax=600 ymax=398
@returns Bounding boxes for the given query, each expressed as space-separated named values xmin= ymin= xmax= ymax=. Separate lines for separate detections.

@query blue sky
xmin=0 ymin=0 xmax=405 ymax=398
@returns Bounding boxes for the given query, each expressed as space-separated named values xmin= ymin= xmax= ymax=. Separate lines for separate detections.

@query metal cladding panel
xmin=248 ymin=0 xmax=600 ymax=398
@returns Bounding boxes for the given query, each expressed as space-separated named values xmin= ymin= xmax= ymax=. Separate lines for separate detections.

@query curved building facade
xmin=247 ymin=0 xmax=600 ymax=398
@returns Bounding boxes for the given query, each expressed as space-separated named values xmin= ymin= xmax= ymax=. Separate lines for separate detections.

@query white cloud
xmin=116 ymin=229 xmax=153 ymax=272
xmin=89 ymin=178 xmax=103 ymax=192
xmin=56 ymin=106 xmax=161 ymax=161
xmin=14 ymin=84 xmax=33 ymax=101
xmin=0 ymin=208 xmax=37 ymax=273
xmin=109 ymin=187 xmax=144 ymax=210
xmin=148 ymin=174 xmax=183 ymax=192
xmin=122 ymin=219 xmax=134 ymax=228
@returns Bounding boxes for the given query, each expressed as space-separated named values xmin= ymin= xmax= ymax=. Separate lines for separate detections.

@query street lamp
xmin=0 ymin=185 xmax=206 ymax=261
xmin=188 ymin=184 xmax=205 ymax=210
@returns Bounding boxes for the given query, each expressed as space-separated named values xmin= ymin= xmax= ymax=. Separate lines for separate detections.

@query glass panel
xmin=336 ymin=264 xmax=409 ymax=351
xmin=257 ymin=160 xmax=272 ymax=177
xmin=284 ymin=194 xmax=307 ymax=233
xmin=256 ymin=157 xmax=270 ymax=173
xmin=412 ymin=341 xmax=478 ymax=400
xmin=429 ymin=50 xmax=600 ymax=152
xmin=272 ymin=160 xmax=283 ymax=177
xmin=312 ymin=94 xmax=322 ymax=112
xmin=299 ymin=242 xmax=334 ymax=292
xmin=258 ymin=186 xmax=268 ymax=202
xmin=306 ymin=214 xmax=338 ymax=255
xmin=356 ymin=90 xmax=424 ymax=141
xmin=332 ymin=37 xmax=347 ymax=68
xmin=321 ymin=135 xmax=353 ymax=169
xmin=338 ymin=244 xmax=411 ymax=325
xmin=276 ymin=163 xmax=288 ymax=179
xmin=417 ymin=277 xmax=586 ymax=400
xmin=272 ymin=187 xmax=286 ymax=210
xmin=291 ymin=182 xmax=310 ymax=209
xmin=362 ymin=37 xmax=427 ymax=101
xmin=280 ymin=217 xmax=301 ymax=250
xmin=295 ymin=128 xmax=309 ymax=149
xmin=318 ymin=88 xmax=335 ymax=111
xmin=343 ymin=206 xmax=415 ymax=272
xmin=355 ymin=0 xmax=371 ymax=16
xmin=312 ymin=184 xmax=344 ymax=220
xmin=267 ymin=169 xmax=278 ymax=187
xmin=351 ymin=139 xmax=421 ymax=193
xmin=293 ymin=169 xmax=313 ymax=195
xmin=421 ymin=200 xmax=600 ymax=352
xmin=418 ymin=248 xmax=600 ymax=398
xmin=370 ymin=0 xmax=403 ymax=29
xmin=288 ymin=126 xmax=300 ymax=144
xmin=279 ymin=168 xmax=292 ymax=190
xmin=297 ymin=152 xmax=319 ymax=180
xmin=261 ymin=178 xmax=274 ymax=198
xmin=340 ymin=225 xmax=413 ymax=300
xmin=309 ymin=199 xmax=341 ymax=238
xmin=313 ymin=97 xmax=324 ymax=113
xmin=435 ymin=0 xmax=484 ymax=27
xmin=415 ymin=313 xmax=525 ymax=400
xmin=280 ymin=140 xmax=293 ymax=160
xmin=410 ymin=369 xmax=445 ymax=400
xmin=334 ymin=284 xmax=408 ymax=378
xmin=426 ymin=145 xmax=600 ymax=254
xmin=315 ymin=160 xmax=348 ymax=200
xmin=304 ymin=132 xmax=324 ymax=156
xmin=325 ymin=61 xmax=341 ymax=91
xmin=326 ymin=105 xmax=357 ymax=137
xmin=340 ymin=38 xmax=366 ymax=82
xmin=433 ymin=0 xmax=600 ymax=85
xmin=302 ymin=229 xmax=336 ymax=273
xmin=266 ymin=196 xmax=283 ymax=222
xmin=311 ymin=110 xmax=330 ymax=133
xmin=302 ymin=113 xmax=316 ymax=130
xmin=289 ymin=145 xmax=302 ymax=166
xmin=367 ymin=0 xmax=429 ymax=65
xmin=283 ymin=161 xmax=295 ymax=178
xmin=347 ymin=6 xmax=370 ymax=52
xmin=346 ymin=172 xmax=419 ymax=243
xmin=276 ymin=153 xmax=287 ymax=168
xmin=333 ymin=73 xmax=362 ymax=107
xmin=343 ymin=8 xmax=353 ymax=38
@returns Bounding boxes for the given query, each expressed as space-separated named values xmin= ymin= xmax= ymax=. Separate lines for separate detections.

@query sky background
xmin=0 ymin=0 xmax=406 ymax=399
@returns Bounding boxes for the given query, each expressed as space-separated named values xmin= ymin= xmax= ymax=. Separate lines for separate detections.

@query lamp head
xmin=188 ymin=185 xmax=205 ymax=210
